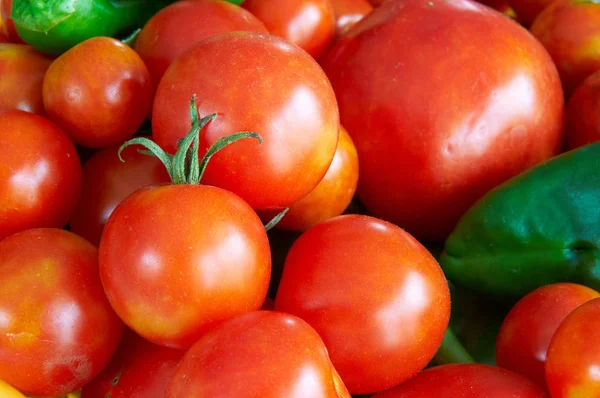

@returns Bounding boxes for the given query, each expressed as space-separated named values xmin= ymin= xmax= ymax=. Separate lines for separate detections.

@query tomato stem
xmin=264 ymin=208 xmax=290 ymax=232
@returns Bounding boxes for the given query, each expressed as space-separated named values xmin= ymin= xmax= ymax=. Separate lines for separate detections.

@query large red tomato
xmin=275 ymin=214 xmax=450 ymax=394
xmin=134 ymin=0 xmax=267 ymax=92
xmin=166 ymin=311 xmax=351 ymax=397
xmin=152 ymin=32 xmax=339 ymax=210
xmin=0 ymin=229 xmax=124 ymax=397
xmin=0 ymin=110 xmax=82 ymax=241
xmin=321 ymin=0 xmax=563 ymax=242
xmin=565 ymin=71 xmax=600 ymax=149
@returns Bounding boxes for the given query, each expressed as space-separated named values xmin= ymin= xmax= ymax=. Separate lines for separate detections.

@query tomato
xmin=81 ymin=328 xmax=183 ymax=398
xmin=274 ymin=214 xmax=450 ymax=394
xmin=371 ymin=364 xmax=548 ymax=398
xmin=495 ymin=283 xmax=600 ymax=387
xmin=367 ymin=0 xmax=388 ymax=6
xmin=329 ymin=0 xmax=373 ymax=39
xmin=505 ymin=0 xmax=552 ymax=26
xmin=134 ymin=0 xmax=267 ymax=93
xmin=0 ymin=0 xmax=22 ymax=43
xmin=152 ymin=32 xmax=339 ymax=210
xmin=166 ymin=311 xmax=350 ymax=397
xmin=530 ymin=0 xmax=600 ymax=98
xmin=0 ymin=380 xmax=25 ymax=398
xmin=243 ymin=0 xmax=335 ymax=59
xmin=565 ymin=71 xmax=600 ymax=150
xmin=69 ymin=140 xmax=170 ymax=247
xmin=476 ymin=0 xmax=516 ymax=19
xmin=321 ymin=0 xmax=563 ymax=242
xmin=0 ymin=110 xmax=82 ymax=241
xmin=546 ymin=297 xmax=600 ymax=397
xmin=43 ymin=37 xmax=152 ymax=148
xmin=0 ymin=228 xmax=124 ymax=397
xmin=0 ymin=44 xmax=52 ymax=115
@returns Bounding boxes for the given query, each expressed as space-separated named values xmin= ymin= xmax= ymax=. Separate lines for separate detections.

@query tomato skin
xmin=0 ymin=110 xmax=82 ymax=241
xmin=372 ymin=364 xmax=548 ymax=398
xmin=0 ymin=44 xmax=52 ymax=115
xmin=274 ymin=214 xmax=450 ymax=394
xmin=0 ymin=228 xmax=124 ymax=397
xmin=546 ymin=298 xmax=600 ymax=397
xmin=495 ymin=283 xmax=600 ymax=387
xmin=69 ymin=141 xmax=170 ymax=247
xmin=99 ymin=184 xmax=271 ymax=349
xmin=81 ymin=329 xmax=183 ymax=398
xmin=565 ymin=71 xmax=600 ymax=150
xmin=530 ymin=0 xmax=600 ymax=98
xmin=243 ymin=0 xmax=335 ymax=59
xmin=152 ymin=32 xmax=339 ymax=210
xmin=0 ymin=0 xmax=22 ymax=43
xmin=134 ymin=0 xmax=267 ymax=93
xmin=505 ymin=0 xmax=552 ymax=26
xmin=43 ymin=37 xmax=152 ymax=148
xmin=321 ymin=0 xmax=563 ymax=242
xmin=329 ymin=0 xmax=373 ymax=39
xmin=166 ymin=311 xmax=350 ymax=398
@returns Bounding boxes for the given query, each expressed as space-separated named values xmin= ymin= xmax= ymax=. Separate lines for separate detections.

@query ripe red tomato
xmin=0 ymin=228 xmax=124 ymax=397
xmin=69 ymin=141 xmax=170 ymax=246
xmin=0 ymin=44 xmax=52 ymax=115
xmin=274 ymin=214 xmax=450 ymax=394
xmin=530 ymin=0 xmax=600 ymax=98
xmin=43 ymin=37 xmax=152 ymax=148
xmin=495 ymin=283 xmax=600 ymax=387
xmin=166 ymin=311 xmax=351 ymax=397
xmin=371 ymin=364 xmax=549 ymax=398
xmin=134 ymin=0 xmax=267 ymax=92
xmin=505 ymin=0 xmax=552 ymax=26
xmin=546 ymin=298 xmax=600 ymax=397
xmin=152 ymin=32 xmax=339 ymax=210
xmin=0 ymin=110 xmax=82 ymax=241
xmin=243 ymin=0 xmax=335 ymax=59
xmin=321 ymin=0 xmax=563 ymax=242
xmin=0 ymin=0 xmax=22 ymax=43
xmin=81 ymin=328 xmax=183 ymax=398
xmin=565 ymin=70 xmax=600 ymax=150
xmin=329 ymin=0 xmax=373 ymax=39
xmin=99 ymin=184 xmax=271 ymax=349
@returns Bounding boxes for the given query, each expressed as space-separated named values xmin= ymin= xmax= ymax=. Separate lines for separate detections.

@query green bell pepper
xmin=441 ymin=141 xmax=600 ymax=298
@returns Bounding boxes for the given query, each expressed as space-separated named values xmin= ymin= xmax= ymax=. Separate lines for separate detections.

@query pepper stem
xmin=432 ymin=328 xmax=475 ymax=365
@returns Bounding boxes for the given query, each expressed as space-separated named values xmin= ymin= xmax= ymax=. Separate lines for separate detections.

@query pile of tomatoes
xmin=1 ymin=0 xmax=600 ymax=396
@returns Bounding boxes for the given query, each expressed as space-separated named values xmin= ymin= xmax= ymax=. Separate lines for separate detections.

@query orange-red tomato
xmin=243 ymin=0 xmax=335 ymax=59
xmin=43 ymin=37 xmax=152 ymax=148
xmin=565 ymin=70 xmax=600 ymax=149
xmin=495 ymin=283 xmax=600 ymax=387
xmin=505 ymin=0 xmax=553 ymax=26
xmin=328 ymin=0 xmax=373 ymax=39
xmin=275 ymin=214 xmax=450 ymax=394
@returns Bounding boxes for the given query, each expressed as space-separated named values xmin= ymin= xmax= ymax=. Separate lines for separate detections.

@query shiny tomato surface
xmin=329 ymin=0 xmax=373 ymax=39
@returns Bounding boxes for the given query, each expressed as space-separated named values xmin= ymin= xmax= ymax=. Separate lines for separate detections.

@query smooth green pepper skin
xmin=441 ymin=141 xmax=600 ymax=298
xmin=12 ymin=0 xmax=173 ymax=54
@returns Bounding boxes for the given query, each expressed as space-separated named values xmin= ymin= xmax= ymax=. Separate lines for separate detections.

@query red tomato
xmin=43 ymin=37 xmax=152 ymax=148
xmin=321 ymin=0 xmax=563 ymax=242
xmin=0 ymin=0 xmax=22 ymax=43
xmin=531 ymin=0 xmax=600 ymax=98
xmin=99 ymin=184 xmax=271 ymax=349
xmin=329 ymin=0 xmax=373 ymax=39
xmin=372 ymin=364 xmax=549 ymax=398
xmin=546 ymin=297 xmax=600 ymax=397
xmin=476 ymin=0 xmax=516 ymax=18
xmin=69 ymin=141 xmax=171 ymax=246
xmin=152 ymin=32 xmax=339 ymax=210
xmin=0 ymin=228 xmax=124 ymax=397
xmin=0 ymin=44 xmax=52 ymax=115
xmin=166 ymin=311 xmax=351 ymax=397
xmin=274 ymin=214 xmax=450 ymax=394
xmin=0 ymin=110 xmax=82 ymax=241
xmin=505 ymin=0 xmax=552 ymax=26
xmin=134 ymin=0 xmax=267 ymax=93
xmin=0 ymin=380 xmax=25 ymax=398
xmin=81 ymin=328 xmax=183 ymax=398
xmin=495 ymin=283 xmax=600 ymax=387
xmin=243 ymin=0 xmax=335 ymax=59
xmin=565 ymin=70 xmax=600 ymax=149
xmin=367 ymin=0 xmax=388 ymax=6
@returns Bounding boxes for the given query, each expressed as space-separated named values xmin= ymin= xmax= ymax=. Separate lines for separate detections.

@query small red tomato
xmin=0 ymin=0 xmax=22 ymax=43
xmin=166 ymin=311 xmax=351 ymax=398
xmin=43 ymin=37 xmax=152 ymax=148
xmin=0 ymin=229 xmax=124 ymax=397
xmin=531 ymin=0 xmax=600 ymax=98
xmin=275 ymin=214 xmax=450 ymax=394
xmin=565 ymin=70 xmax=600 ymax=149
xmin=372 ymin=364 xmax=548 ymax=398
xmin=505 ymin=0 xmax=552 ymax=26
xmin=329 ymin=0 xmax=373 ymax=39
xmin=495 ymin=283 xmax=600 ymax=387
xmin=81 ymin=329 xmax=183 ymax=398
xmin=0 ymin=44 xmax=52 ymax=115
xmin=0 ymin=110 xmax=82 ymax=241
xmin=135 ymin=0 xmax=267 ymax=93
xmin=243 ymin=0 xmax=335 ymax=59
xmin=546 ymin=297 xmax=600 ymax=397
xmin=69 ymin=140 xmax=171 ymax=246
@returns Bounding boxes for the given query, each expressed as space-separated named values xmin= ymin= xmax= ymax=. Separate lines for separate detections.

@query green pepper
xmin=11 ymin=0 xmax=174 ymax=55
xmin=441 ymin=141 xmax=600 ymax=298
